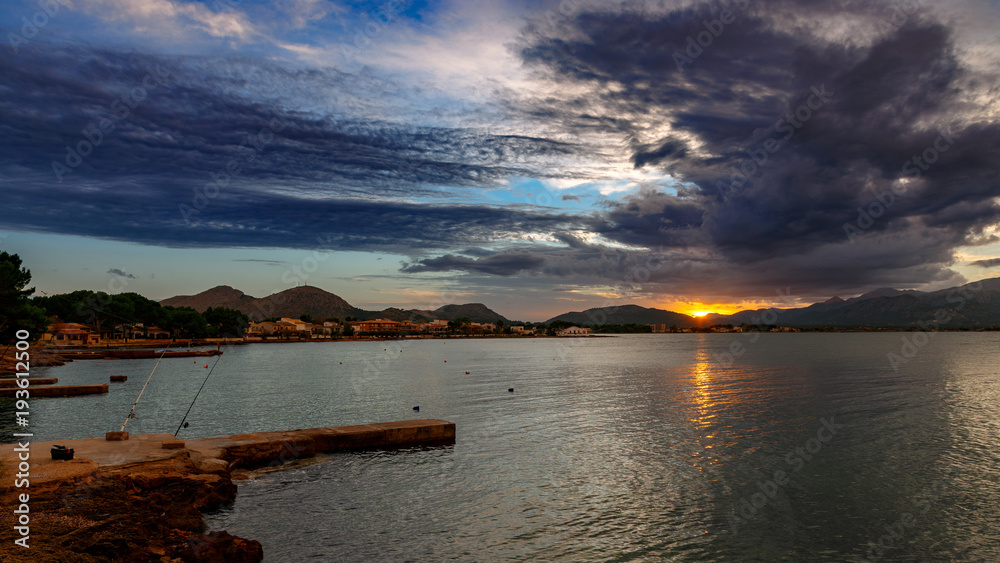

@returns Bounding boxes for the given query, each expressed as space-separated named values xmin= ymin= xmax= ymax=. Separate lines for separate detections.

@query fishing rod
xmin=119 ymin=344 xmax=171 ymax=433
xmin=173 ymin=349 xmax=225 ymax=437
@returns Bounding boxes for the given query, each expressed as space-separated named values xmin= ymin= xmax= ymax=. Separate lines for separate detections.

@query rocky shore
xmin=0 ymin=454 xmax=260 ymax=562
xmin=0 ymin=346 xmax=66 ymax=376
xmin=0 ymin=421 xmax=455 ymax=561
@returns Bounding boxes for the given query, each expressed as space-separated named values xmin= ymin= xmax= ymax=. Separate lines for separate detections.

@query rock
xmin=196 ymin=458 xmax=231 ymax=474
xmin=182 ymin=531 xmax=264 ymax=563
xmin=0 ymin=454 xmax=249 ymax=561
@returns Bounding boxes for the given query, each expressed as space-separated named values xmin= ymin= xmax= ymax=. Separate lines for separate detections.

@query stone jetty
xmin=0 ymin=419 xmax=455 ymax=562
xmin=0 ymin=378 xmax=58 ymax=387
xmin=0 ymin=384 xmax=108 ymax=398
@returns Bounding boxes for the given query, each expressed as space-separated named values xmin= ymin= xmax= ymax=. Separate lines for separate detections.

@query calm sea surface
xmin=5 ymin=333 xmax=1000 ymax=561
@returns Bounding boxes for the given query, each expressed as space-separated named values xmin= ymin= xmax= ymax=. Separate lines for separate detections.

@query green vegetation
xmin=0 ymin=251 xmax=49 ymax=342
xmin=30 ymin=287 xmax=248 ymax=340
xmin=591 ymin=323 xmax=653 ymax=334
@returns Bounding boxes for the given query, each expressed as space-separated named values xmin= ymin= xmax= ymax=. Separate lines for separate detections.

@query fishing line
xmin=174 ymin=344 xmax=226 ymax=437
xmin=120 ymin=344 xmax=171 ymax=433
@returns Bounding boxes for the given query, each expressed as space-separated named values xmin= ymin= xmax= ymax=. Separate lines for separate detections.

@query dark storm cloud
xmin=503 ymin=0 xmax=1000 ymax=295
xmin=1 ymin=174 xmax=584 ymax=251
xmin=0 ymin=40 xmax=579 ymax=250
xmin=971 ymin=258 xmax=1000 ymax=269
xmin=233 ymin=259 xmax=287 ymax=266
xmin=107 ymin=268 xmax=137 ymax=279
xmin=401 ymin=251 xmax=547 ymax=276
xmin=4 ymin=1 xmax=1000 ymax=304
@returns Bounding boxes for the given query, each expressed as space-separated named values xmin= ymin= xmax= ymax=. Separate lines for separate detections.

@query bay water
xmin=6 ymin=333 xmax=999 ymax=561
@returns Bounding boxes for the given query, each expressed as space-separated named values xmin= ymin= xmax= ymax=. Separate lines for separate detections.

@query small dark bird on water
xmin=413 ymin=406 xmax=419 ymax=411
xmin=183 ymin=422 xmax=189 ymax=428
xmin=508 ymin=388 xmax=514 ymax=393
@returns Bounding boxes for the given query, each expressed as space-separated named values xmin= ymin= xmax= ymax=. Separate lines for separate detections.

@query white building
xmin=556 ymin=326 xmax=592 ymax=336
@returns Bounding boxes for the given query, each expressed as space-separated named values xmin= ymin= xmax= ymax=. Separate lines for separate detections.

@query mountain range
xmin=548 ymin=278 xmax=1000 ymax=329
xmin=160 ymin=285 xmax=510 ymax=323
xmin=161 ymin=277 xmax=1000 ymax=328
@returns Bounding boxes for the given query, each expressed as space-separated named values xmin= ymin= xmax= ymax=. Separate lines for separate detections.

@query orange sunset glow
xmin=658 ymin=299 xmax=803 ymax=318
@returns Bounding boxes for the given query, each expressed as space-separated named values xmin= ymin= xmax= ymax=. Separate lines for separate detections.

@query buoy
xmin=444 ymin=360 xmax=447 ymax=362
xmin=509 ymin=388 xmax=514 ymax=393
xmin=340 ymin=362 xmax=342 ymax=364
xmin=465 ymin=371 xmax=470 ymax=374
xmin=204 ymin=365 xmax=208 ymax=368
xmin=413 ymin=406 xmax=419 ymax=411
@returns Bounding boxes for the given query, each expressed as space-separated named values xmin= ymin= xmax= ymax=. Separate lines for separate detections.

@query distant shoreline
xmin=27 ymin=326 xmax=1000 ymax=355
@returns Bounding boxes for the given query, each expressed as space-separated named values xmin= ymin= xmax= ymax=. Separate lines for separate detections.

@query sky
xmin=1 ymin=0 xmax=999 ymax=321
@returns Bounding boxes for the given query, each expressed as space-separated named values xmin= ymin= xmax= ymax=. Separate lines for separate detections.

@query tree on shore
xmin=0 ymin=252 xmax=49 ymax=342
xmin=204 ymin=307 xmax=250 ymax=338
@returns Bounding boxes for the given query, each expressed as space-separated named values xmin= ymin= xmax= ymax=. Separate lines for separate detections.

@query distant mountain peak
xmin=545 ymin=304 xmax=694 ymax=326
xmin=160 ymin=286 xmax=508 ymax=323
xmin=430 ymin=303 xmax=508 ymax=323
xmin=823 ymin=296 xmax=844 ymax=303
xmin=853 ymin=287 xmax=926 ymax=301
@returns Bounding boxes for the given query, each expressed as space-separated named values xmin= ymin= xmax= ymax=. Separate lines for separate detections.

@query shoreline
xmin=0 ymin=420 xmax=455 ymax=562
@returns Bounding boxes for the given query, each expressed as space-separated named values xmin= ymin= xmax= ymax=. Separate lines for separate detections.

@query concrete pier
xmin=0 ymin=383 xmax=108 ymax=398
xmin=0 ymin=377 xmax=58 ymax=387
xmin=0 ymin=419 xmax=456 ymax=485
xmin=60 ymin=349 xmax=223 ymax=360
xmin=0 ymin=419 xmax=454 ymax=562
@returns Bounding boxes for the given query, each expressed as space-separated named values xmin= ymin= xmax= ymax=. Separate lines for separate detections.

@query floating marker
xmin=413 ymin=406 xmax=420 ymax=411
xmin=508 ymin=388 xmax=514 ymax=393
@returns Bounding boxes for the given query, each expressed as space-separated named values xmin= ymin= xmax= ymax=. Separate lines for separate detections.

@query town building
xmin=351 ymin=319 xmax=402 ymax=333
xmin=40 ymin=323 xmax=100 ymax=345
xmin=556 ymin=326 xmax=592 ymax=336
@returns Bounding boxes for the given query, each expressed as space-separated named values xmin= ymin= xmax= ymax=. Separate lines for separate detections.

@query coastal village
xmin=37 ymin=317 xmax=796 ymax=348
xmin=37 ymin=317 xmax=599 ymax=346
